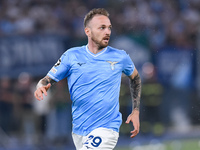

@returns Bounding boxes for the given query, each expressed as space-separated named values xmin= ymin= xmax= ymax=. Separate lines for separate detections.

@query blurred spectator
xmin=45 ymin=79 xmax=72 ymax=144
xmin=32 ymin=78 xmax=51 ymax=139
xmin=13 ymin=72 xmax=35 ymax=144
xmin=140 ymin=62 xmax=165 ymax=136
xmin=0 ymin=77 xmax=14 ymax=134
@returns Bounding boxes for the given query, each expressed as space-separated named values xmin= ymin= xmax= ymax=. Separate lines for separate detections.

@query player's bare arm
xmin=130 ymin=69 xmax=141 ymax=111
xmin=34 ymin=75 xmax=56 ymax=101
xmin=126 ymin=68 xmax=141 ymax=138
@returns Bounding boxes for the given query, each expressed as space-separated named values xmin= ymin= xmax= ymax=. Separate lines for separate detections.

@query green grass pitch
xmin=115 ymin=139 xmax=200 ymax=150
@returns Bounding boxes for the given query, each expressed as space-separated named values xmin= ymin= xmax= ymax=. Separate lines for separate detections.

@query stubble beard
xmin=91 ymin=35 xmax=108 ymax=50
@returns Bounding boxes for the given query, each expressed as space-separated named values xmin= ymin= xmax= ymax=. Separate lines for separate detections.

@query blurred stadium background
xmin=0 ymin=0 xmax=200 ymax=149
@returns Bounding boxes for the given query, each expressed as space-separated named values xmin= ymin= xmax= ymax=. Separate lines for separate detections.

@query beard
xmin=91 ymin=33 xmax=109 ymax=50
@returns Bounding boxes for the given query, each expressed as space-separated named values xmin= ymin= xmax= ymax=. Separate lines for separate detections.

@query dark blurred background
xmin=0 ymin=0 xmax=200 ymax=149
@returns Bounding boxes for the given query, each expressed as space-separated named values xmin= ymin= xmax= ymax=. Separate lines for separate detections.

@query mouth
xmin=103 ymin=37 xmax=110 ymax=43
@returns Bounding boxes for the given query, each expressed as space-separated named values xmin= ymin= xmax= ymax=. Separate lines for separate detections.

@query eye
xmin=100 ymin=27 xmax=105 ymax=30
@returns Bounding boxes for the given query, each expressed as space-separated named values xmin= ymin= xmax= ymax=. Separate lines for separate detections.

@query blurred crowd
xmin=0 ymin=0 xmax=199 ymax=50
xmin=0 ymin=74 xmax=72 ymax=146
xmin=0 ymin=0 xmax=199 ymax=148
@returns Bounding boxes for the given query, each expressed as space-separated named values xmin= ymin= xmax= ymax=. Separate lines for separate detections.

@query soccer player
xmin=34 ymin=8 xmax=141 ymax=150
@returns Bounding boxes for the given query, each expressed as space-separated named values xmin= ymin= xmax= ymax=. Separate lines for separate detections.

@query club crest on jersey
xmin=106 ymin=61 xmax=118 ymax=70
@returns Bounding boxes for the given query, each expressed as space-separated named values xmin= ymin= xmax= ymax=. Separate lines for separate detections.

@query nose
xmin=105 ymin=27 xmax=111 ymax=35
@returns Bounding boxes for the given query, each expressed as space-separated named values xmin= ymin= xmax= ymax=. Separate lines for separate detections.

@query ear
xmin=85 ymin=27 xmax=91 ymax=37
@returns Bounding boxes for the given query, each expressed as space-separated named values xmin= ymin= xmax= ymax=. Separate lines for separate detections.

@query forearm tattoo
xmin=36 ymin=76 xmax=56 ymax=89
xmin=130 ymin=73 xmax=141 ymax=111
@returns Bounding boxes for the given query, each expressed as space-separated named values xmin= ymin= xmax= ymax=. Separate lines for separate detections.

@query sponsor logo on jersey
xmin=50 ymin=67 xmax=57 ymax=74
xmin=106 ymin=61 xmax=118 ymax=70
xmin=77 ymin=62 xmax=86 ymax=66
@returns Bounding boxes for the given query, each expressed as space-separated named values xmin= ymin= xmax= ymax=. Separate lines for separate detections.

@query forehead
xmin=89 ymin=15 xmax=111 ymax=26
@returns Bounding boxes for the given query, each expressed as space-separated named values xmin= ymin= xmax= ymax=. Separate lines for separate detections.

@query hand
xmin=125 ymin=109 xmax=140 ymax=138
xmin=34 ymin=83 xmax=51 ymax=101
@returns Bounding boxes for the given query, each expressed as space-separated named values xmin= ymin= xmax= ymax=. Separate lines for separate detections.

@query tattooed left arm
xmin=130 ymin=71 xmax=141 ymax=111
xmin=125 ymin=68 xmax=141 ymax=138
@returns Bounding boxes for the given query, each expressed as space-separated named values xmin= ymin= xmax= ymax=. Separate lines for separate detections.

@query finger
xmin=132 ymin=124 xmax=139 ymax=134
xmin=36 ymin=89 xmax=44 ymax=100
xmin=131 ymin=133 xmax=137 ymax=138
xmin=136 ymin=123 xmax=140 ymax=132
xmin=125 ymin=116 xmax=131 ymax=124
xmin=34 ymin=91 xmax=38 ymax=100
xmin=130 ymin=123 xmax=140 ymax=138
xmin=46 ymin=83 xmax=51 ymax=89
xmin=131 ymin=129 xmax=139 ymax=134
xmin=133 ymin=120 xmax=140 ymax=131
xmin=34 ymin=91 xmax=41 ymax=101
xmin=41 ymin=87 xmax=47 ymax=96
xmin=130 ymin=129 xmax=138 ymax=138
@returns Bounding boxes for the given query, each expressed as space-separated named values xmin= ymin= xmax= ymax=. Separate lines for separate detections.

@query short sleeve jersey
xmin=47 ymin=45 xmax=135 ymax=136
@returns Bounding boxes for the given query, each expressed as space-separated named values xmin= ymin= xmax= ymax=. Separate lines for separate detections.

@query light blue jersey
xmin=47 ymin=45 xmax=135 ymax=136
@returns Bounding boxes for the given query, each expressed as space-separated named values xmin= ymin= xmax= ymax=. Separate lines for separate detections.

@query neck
xmin=87 ymin=40 xmax=105 ymax=54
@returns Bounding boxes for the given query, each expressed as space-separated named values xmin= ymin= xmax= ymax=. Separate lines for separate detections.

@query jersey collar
xmin=86 ymin=45 xmax=108 ymax=57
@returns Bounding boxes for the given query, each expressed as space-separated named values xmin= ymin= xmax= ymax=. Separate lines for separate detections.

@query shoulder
xmin=107 ymin=46 xmax=128 ymax=57
xmin=63 ymin=45 xmax=85 ymax=56
xmin=60 ymin=45 xmax=86 ymax=63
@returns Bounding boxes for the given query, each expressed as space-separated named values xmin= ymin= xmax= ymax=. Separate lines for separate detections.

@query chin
xmin=98 ymin=45 xmax=106 ymax=50
xmin=102 ymin=42 xmax=109 ymax=47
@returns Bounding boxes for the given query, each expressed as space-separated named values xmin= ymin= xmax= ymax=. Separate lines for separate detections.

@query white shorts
xmin=72 ymin=127 xmax=119 ymax=150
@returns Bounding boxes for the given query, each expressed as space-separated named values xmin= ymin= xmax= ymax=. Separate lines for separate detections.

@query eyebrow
xmin=100 ymin=24 xmax=112 ymax=27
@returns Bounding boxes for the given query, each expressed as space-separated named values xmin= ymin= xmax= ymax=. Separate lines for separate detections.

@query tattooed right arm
xmin=34 ymin=76 xmax=56 ymax=100
xmin=36 ymin=76 xmax=56 ymax=89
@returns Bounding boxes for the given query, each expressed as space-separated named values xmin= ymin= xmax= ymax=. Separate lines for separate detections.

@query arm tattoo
xmin=36 ymin=76 xmax=56 ymax=89
xmin=130 ymin=73 xmax=141 ymax=111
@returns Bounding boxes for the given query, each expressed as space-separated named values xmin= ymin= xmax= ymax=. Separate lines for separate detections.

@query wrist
xmin=132 ymin=109 xmax=139 ymax=114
